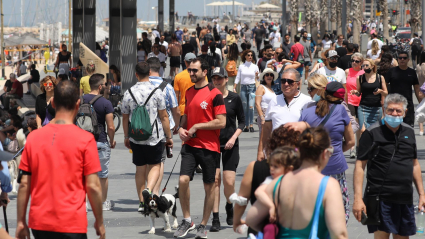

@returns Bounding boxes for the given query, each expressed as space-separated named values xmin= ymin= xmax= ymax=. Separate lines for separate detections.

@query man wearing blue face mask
xmin=353 ymin=93 xmax=425 ymax=238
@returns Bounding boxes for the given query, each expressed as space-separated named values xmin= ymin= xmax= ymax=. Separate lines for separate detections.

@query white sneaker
xmin=420 ymin=131 xmax=424 ymax=136
xmin=103 ymin=200 xmax=114 ymax=211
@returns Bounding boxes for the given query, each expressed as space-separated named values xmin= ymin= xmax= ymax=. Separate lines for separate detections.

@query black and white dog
xmin=144 ymin=189 xmax=179 ymax=234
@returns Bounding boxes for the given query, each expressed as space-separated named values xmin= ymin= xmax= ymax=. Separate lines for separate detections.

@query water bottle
xmin=417 ymin=206 xmax=425 ymax=235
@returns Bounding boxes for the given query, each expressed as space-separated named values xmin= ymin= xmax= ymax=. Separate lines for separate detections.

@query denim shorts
xmin=2 ymin=138 xmax=11 ymax=147
xmin=367 ymin=201 xmax=416 ymax=236
xmin=97 ymin=142 xmax=111 ymax=178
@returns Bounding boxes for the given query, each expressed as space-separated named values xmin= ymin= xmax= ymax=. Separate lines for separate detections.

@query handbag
xmin=309 ymin=176 xmax=330 ymax=239
xmin=262 ymin=176 xmax=284 ymax=239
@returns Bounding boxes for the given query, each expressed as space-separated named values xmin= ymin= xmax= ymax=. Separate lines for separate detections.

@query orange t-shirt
xmin=19 ymin=124 xmax=101 ymax=233
xmin=174 ymin=69 xmax=208 ymax=115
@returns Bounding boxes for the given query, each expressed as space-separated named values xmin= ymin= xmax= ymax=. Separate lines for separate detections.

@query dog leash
xmin=160 ymin=152 xmax=181 ymax=197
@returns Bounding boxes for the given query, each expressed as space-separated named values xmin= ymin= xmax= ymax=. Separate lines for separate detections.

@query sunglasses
xmin=351 ymin=60 xmax=361 ymax=63
xmin=264 ymin=73 xmax=274 ymax=77
xmin=398 ymin=57 xmax=407 ymax=60
xmin=281 ymin=78 xmax=298 ymax=85
xmin=307 ymin=86 xmax=316 ymax=93
xmin=247 ymin=54 xmax=253 ymax=57
xmin=361 ymin=65 xmax=370 ymax=68
xmin=43 ymin=82 xmax=53 ymax=87
xmin=328 ymin=57 xmax=338 ymax=61
xmin=187 ymin=68 xmax=199 ymax=73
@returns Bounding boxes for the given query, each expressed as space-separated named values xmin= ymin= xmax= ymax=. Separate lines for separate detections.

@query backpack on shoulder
xmin=128 ymin=81 xmax=168 ymax=141
xmin=412 ymin=38 xmax=422 ymax=55
xmin=76 ymin=95 xmax=103 ymax=140
xmin=226 ymin=60 xmax=238 ymax=77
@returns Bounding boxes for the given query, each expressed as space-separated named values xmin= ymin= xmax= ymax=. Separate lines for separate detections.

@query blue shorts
xmin=296 ymin=67 xmax=303 ymax=77
xmin=304 ymin=61 xmax=312 ymax=67
xmin=367 ymin=201 xmax=416 ymax=236
xmin=97 ymin=142 xmax=111 ymax=178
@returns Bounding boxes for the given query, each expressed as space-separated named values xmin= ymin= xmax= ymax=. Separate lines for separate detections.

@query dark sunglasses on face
xmin=281 ymin=78 xmax=297 ymax=85
xmin=329 ymin=57 xmax=338 ymax=61
xmin=361 ymin=65 xmax=370 ymax=68
xmin=247 ymin=54 xmax=253 ymax=57
xmin=187 ymin=68 xmax=199 ymax=73
xmin=398 ymin=57 xmax=407 ymax=60
xmin=264 ymin=73 xmax=274 ymax=78
xmin=307 ymin=86 xmax=316 ymax=92
xmin=351 ymin=60 xmax=361 ymax=63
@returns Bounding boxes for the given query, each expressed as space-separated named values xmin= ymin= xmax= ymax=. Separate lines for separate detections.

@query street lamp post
xmin=152 ymin=6 xmax=158 ymax=26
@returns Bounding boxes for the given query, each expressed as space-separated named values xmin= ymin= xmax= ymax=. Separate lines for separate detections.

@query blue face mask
xmin=313 ymin=94 xmax=321 ymax=102
xmin=383 ymin=115 xmax=404 ymax=128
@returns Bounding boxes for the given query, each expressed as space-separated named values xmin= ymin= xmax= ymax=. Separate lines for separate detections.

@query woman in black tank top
xmin=55 ymin=44 xmax=72 ymax=77
xmin=189 ymin=31 xmax=200 ymax=55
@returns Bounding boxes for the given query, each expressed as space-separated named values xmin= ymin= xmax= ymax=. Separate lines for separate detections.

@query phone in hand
xmin=361 ymin=211 xmax=368 ymax=224
xmin=374 ymin=88 xmax=379 ymax=93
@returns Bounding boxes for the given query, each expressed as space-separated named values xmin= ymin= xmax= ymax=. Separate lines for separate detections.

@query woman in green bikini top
xmin=247 ymin=127 xmax=348 ymax=239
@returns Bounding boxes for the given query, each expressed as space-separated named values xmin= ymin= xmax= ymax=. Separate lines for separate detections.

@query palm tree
xmin=378 ymin=0 xmax=389 ymax=41
xmin=305 ymin=0 xmax=312 ymax=33
xmin=409 ymin=0 xmax=421 ymax=38
xmin=352 ymin=0 xmax=362 ymax=44
xmin=310 ymin=0 xmax=320 ymax=42
xmin=289 ymin=0 xmax=298 ymax=39
xmin=330 ymin=0 xmax=337 ymax=31
xmin=319 ymin=0 xmax=328 ymax=38
xmin=336 ymin=0 xmax=342 ymax=35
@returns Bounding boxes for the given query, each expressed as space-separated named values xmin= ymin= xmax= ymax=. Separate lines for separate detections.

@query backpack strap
xmin=89 ymin=95 xmax=103 ymax=105
xmin=128 ymin=88 xmax=139 ymax=105
xmin=143 ymin=87 xmax=160 ymax=107
xmin=158 ymin=80 xmax=168 ymax=91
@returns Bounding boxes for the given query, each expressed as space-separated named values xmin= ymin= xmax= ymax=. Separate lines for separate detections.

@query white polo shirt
xmin=265 ymin=92 xmax=313 ymax=130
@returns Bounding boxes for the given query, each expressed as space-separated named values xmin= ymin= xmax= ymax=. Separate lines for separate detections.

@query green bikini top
xmin=272 ymin=175 xmax=330 ymax=239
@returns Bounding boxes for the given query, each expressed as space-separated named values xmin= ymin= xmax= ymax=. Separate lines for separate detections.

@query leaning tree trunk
xmin=311 ymin=0 xmax=320 ymax=42
xmin=320 ymin=0 xmax=329 ymax=38
xmin=336 ymin=0 xmax=342 ymax=35
xmin=289 ymin=0 xmax=298 ymax=39
xmin=410 ymin=0 xmax=421 ymax=38
xmin=330 ymin=0 xmax=337 ymax=32
xmin=305 ymin=0 xmax=312 ymax=33
xmin=352 ymin=0 xmax=362 ymax=44
xmin=379 ymin=0 xmax=389 ymax=42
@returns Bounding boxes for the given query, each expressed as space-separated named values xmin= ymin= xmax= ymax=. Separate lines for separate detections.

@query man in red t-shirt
xmin=2 ymin=73 xmax=22 ymax=110
xmin=174 ymin=58 xmax=226 ymax=238
xmin=16 ymin=81 xmax=105 ymax=239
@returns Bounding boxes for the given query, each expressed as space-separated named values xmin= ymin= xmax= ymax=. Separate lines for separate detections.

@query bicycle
xmin=110 ymin=94 xmax=123 ymax=132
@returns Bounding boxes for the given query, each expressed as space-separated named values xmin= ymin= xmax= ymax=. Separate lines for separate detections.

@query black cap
xmin=211 ymin=67 xmax=228 ymax=78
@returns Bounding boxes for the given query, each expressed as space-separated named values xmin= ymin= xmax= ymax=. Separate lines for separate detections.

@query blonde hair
xmin=371 ymin=40 xmax=379 ymax=55
xmin=307 ymin=74 xmax=328 ymax=90
xmin=86 ymin=61 xmax=96 ymax=74
xmin=183 ymin=27 xmax=188 ymax=33
xmin=364 ymin=58 xmax=377 ymax=73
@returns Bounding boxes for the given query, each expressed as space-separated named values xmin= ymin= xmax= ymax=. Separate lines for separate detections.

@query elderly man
xmin=257 ymin=68 xmax=313 ymax=160
xmin=353 ymin=94 xmax=425 ymax=238
xmin=2 ymin=73 xmax=23 ymax=110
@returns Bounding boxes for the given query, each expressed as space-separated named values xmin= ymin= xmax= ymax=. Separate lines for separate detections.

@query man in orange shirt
xmin=174 ymin=53 xmax=208 ymax=121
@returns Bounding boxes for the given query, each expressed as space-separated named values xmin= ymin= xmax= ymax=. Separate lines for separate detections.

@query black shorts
xmin=348 ymin=104 xmax=358 ymax=118
xmin=216 ymin=145 xmax=239 ymax=172
xmin=32 ymin=230 xmax=87 ymax=239
xmin=130 ymin=141 xmax=164 ymax=166
xmin=367 ymin=201 xmax=416 ymax=236
xmin=170 ymin=56 xmax=180 ymax=67
xmin=180 ymin=144 xmax=219 ymax=184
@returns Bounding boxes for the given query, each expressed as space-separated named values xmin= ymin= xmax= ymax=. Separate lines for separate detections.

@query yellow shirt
xmin=80 ymin=76 xmax=91 ymax=94
xmin=174 ymin=70 xmax=208 ymax=115
xmin=226 ymin=34 xmax=236 ymax=46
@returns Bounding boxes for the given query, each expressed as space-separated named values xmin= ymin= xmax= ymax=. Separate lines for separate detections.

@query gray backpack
xmin=76 ymin=95 xmax=102 ymax=140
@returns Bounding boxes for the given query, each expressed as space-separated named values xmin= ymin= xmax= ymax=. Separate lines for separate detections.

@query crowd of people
xmin=0 ymin=18 xmax=425 ymax=239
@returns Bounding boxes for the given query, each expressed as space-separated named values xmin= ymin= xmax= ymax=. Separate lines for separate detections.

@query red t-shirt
xmin=12 ymin=80 xmax=23 ymax=98
xmin=19 ymin=124 xmax=101 ymax=233
xmin=290 ymin=43 xmax=304 ymax=62
xmin=184 ymin=83 xmax=226 ymax=153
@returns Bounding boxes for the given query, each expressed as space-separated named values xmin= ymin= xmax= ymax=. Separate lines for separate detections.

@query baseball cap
xmin=327 ymin=50 xmax=339 ymax=58
xmin=184 ymin=53 xmax=196 ymax=62
xmin=211 ymin=67 xmax=228 ymax=78
xmin=326 ymin=81 xmax=345 ymax=99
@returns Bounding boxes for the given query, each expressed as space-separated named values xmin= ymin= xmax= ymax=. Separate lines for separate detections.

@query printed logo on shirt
xmin=200 ymin=101 xmax=208 ymax=109
xmin=326 ymin=75 xmax=339 ymax=82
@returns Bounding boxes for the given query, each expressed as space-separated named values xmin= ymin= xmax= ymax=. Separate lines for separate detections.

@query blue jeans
xmin=97 ymin=142 xmax=111 ymax=178
xmin=357 ymin=105 xmax=382 ymax=129
xmin=240 ymin=84 xmax=256 ymax=126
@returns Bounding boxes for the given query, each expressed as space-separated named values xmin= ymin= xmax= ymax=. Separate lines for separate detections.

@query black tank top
xmin=189 ymin=37 xmax=197 ymax=49
xmin=58 ymin=52 xmax=70 ymax=62
xmin=250 ymin=160 xmax=271 ymax=205
xmin=359 ymin=73 xmax=382 ymax=107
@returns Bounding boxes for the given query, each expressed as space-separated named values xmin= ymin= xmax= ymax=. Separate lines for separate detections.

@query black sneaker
xmin=225 ymin=203 xmax=233 ymax=225
xmin=174 ymin=220 xmax=196 ymax=238
xmin=138 ymin=202 xmax=144 ymax=212
xmin=243 ymin=127 xmax=249 ymax=132
xmin=25 ymin=91 xmax=31 ymax=95
xmin=195 ymin=165 xmax=203 ymax=174
xmin=249 ymin=127 xmax=254 ymax=133
xmin=210 ymin=219 xmax=221 ymax=232
xmin=195 ymin=224 xmax=207 ymax=239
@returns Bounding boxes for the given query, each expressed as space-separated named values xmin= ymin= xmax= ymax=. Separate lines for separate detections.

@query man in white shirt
xmin=159 ymin=35 xmax=169 ymax=57
xmin=317 ymin=50 xmax=346 ymax=88
xmin=147 ymin=43 xmax=167 ymax=77
xmin=269 ymin=29 xmax=281 ymax=49
xmin=367 ymin=33 xmax=384 ymax=50
xmin=257 ymin=68 xmax=313 ymax=160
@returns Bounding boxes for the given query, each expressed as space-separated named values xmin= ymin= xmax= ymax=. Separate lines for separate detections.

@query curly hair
xmin=377 ymin=53 xmax=393 ymax=76
xmin=266 ymin=125 xmax=301 ymax=158
xmin=241 ymin=49 xmax=254 ymax=63
xmin=269 ymin=146 xmax=301 ymax=170
xmin=40 ymin=76 xmax=57 ymax=93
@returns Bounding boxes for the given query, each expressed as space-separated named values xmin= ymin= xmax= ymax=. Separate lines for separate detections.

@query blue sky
xmin=2 ymin=0 xmax=268 ymax=27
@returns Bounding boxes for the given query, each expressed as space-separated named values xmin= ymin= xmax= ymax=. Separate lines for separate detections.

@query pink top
xmin=346 ymin=68 xmax=364 ymax=106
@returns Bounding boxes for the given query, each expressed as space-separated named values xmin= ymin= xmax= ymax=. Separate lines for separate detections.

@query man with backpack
xmin=146 ymin=57 xmax=180 ymax=196
xmin=410 ymin=32 xmax=423 ymax=69
xmin=81 ymin=73 xmax=116 ymax=211
xmin=121 ymin=62 xmax=173 ymax=212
